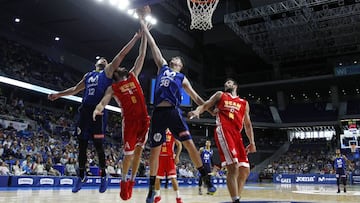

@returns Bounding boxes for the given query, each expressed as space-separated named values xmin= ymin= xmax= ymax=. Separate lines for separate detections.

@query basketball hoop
xmin=187 ymin=0 xmax=219 ymax=31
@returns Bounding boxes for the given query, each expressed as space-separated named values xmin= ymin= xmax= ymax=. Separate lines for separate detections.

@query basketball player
xmin=92 ymin=32 xmax=149 ymax=200
xmin=334 ymin=149 xmax=348 ymax=193
xmin=188 ymin=78 xmax=256 ymax=203
xmin=154 ymin=129 xmax=183 ymax=203
xmin=48 ymin=31 xmax=142 ymax=193
xmin=198 ymin=140 xmax=213 ymax=195
xmin=138 ymin=13 xmax=216 ymax=203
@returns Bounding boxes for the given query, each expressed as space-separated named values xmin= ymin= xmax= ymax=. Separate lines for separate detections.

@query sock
xmin=130 ymin=175 xmax=136 ymax=181
xmin=176 ymin=190 xmax=180 ymax=198
xmin=79 ymin=168 xmax=85 ymax=179
xmin=155 ymin=190 xmax=160 ymax=197
xmin=149 ymin=176 xmax=156 ymax=190
xmin=121 ymin=174 xmax=127 ymax=181
xmin=147 ymin=176 xmax=156 ymax=199
xmin=197 ymin=166 xmax=207 ymax=177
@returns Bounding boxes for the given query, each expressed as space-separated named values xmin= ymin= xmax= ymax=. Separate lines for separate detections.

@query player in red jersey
xmin=154 ymin=129 xmax=183 ymax=203
xmin=188 ymin=78 xmax=256 ymax=203
xmin=93 ymin=30 xmax=149 ymax=200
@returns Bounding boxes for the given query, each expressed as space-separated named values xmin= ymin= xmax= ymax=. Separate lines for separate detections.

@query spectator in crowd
xmin=65 ymin=158 xmax=77 ymax=176
xmin=0 ymin=159 xmax=11 ymax=175
xmin=12 ymin=159 xmax=26 ymax=175
xmin=45 ymin=157 xmax=61 ymax=176
xmin=33 ymin=156 xmax=47 ymax=175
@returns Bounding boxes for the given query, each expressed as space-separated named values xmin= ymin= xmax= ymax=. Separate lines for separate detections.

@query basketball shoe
xmin=201 ymin=175 xmax=216 ymax=195
xmin=176 ymin=197 xmax=183 ymax=203
xmin=99 ymin=175 xmax=109 ymax=193
xmin=120 ymin=180 xmax=129 ymax=200
xmin=154 ymin=196 xmax=161 ymax=203
xmin=128 ymin=180 xmax=135 ymax=199
xmin=72 ymin=176 xmax=87 ymax=193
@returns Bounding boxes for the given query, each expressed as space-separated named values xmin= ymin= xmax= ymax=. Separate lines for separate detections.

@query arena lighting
xmin=14 ymin=18 xmax=21 ymax=23
xmin=0 ymin=76 xmax=121 ymax=113
xmin=116 ymin=0 xmax=129 ymax=10
xmin=109 ymin=0 xmax=118 ymax=6
xmin=54 ymin=37 xmax=60 ymax=41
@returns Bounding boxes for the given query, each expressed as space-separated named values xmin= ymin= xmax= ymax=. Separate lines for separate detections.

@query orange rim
xmin=190 ymin=0 xmax=215 ymax=4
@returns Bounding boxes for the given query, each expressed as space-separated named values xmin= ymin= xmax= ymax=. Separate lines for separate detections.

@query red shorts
xmin=122 ymin=116 xmax=150 ymax=155
xmin=157 ymin=155 xmax=177 ymax=179
xmin=214 ymin=125 xmax=249 ymax=168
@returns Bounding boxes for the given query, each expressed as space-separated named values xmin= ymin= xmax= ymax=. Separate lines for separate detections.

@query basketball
xmin=136 ymin=5 xmax=151 ymax=18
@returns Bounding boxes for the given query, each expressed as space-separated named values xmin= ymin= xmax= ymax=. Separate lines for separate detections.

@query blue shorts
xmin=336 ymin=168 xmax=346 ymax=178
xmin=150 ymin=106 xmax=192 ymax=147
xmin=76 ymin=104 xmax=105 ymax=141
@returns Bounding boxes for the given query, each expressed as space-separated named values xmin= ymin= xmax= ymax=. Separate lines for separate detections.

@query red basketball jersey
xmin=160 ymin=130 xmax=175 ymax=157
xmin=112 ymin=72 xmax=148 ymax=119
xmin=216 ymin=92 xmax=247 ymax=131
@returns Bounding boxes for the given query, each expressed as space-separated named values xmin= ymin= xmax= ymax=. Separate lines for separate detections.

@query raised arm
xmin=174 ymin=139 xmax=182 ymax=165
xmin=129 ymin=33 xmax=147 ymax=78
xmin=139 ymin=18 xmax=167 ymax=73
xmin=244 ymin=102 xmax=256 ymax=154
xmin=182 ymin=77 xmax=206 ymax=106
xmin=105 ymin=32 xmax=142 ymax=78
xmin=92 ymin=86 xmax=114 ymax=121
xmin=48 ymin=74 xmax=86 ymax=101
xmin=188 ymin=91 xmax=222 ymax=119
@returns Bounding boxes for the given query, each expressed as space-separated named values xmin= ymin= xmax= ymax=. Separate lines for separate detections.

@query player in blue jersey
xmin=198 ymin=140 xmax=214 ymax=195
xmin=139 ymin=14 xmax=216 ymax=203
xmin=334 ymin=149 xmax=349 ymax=193
xmin=48 ymin=31 xmax=142 ymax=193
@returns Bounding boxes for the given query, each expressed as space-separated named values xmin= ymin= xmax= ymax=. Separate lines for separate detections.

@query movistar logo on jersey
xmin=160 ymin=70 xmax=176 ymax=87
xmin=88 ymin=75 xmax=99 ymax=88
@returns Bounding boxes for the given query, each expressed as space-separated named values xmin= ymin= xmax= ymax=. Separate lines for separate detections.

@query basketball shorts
xmin=214 ymin=125 xmax=249 ymax=168
xmin=336 ymin=168 xmax=346 ymax=178
xmin=76 ymin=104 xmax=104 ymax=141
xmin=122 ymin=116 xmax=150 ymax=155
xmin=157 ymin=155 xmax=177 ymax=179
xmin=150 ymin=107 xmax=192 ymax=147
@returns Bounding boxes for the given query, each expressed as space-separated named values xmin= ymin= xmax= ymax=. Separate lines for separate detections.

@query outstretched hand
xmin=48 ymin=93 xmax=60 ymax=101
xmin=187 ymin=110 xmax=200 ymax=120
xmin=92 ymin=109 xmax=103 ymax=121
xmin=246 ymin=143 xmax=256 ymax=154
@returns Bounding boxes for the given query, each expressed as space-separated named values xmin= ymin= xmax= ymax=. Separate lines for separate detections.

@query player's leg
xmin=170 ymin=108 xmax=216 ymax=194
xmin=198 ymin=173 xmax=203 ymax=195
xmin=342 ymin=174 xmax=347 ymax=193
xmin=92 ymin=114 xmax=108 ymax=193
xmin=155 ymin=156 xmax=166 ymax=203
xmin=171 ymin=178 xmax=183 ymax=203
xmin=336 ymin=172 xmax=340 ymax=193
xmin=72 ymin=137 xmax=89 ymax=193
xmin=214 ymin=126 xmax=242 ymax=201
xmin=237 ymin=166 xmax=250 ymax=199
xmin=72 ymin=108 xmax=90 ymax=193
xmin=154 ymin=177 xmax=162 ymax=203
xmin=226 ymin=163 xmax=240 ymax=202
xmin=120 ymin=119 xmax=137 ymax=200
xmin=146 ymin=109 xmax=167 ymax=203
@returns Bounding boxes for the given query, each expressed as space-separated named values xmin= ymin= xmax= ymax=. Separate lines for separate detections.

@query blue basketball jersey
xmin=154 ymin=65 xmax=185 ymax=107
xmin=82 ymin=70 xmax=113 ymax=106
xmin=201 ymin=148 xmax=213 ymax=165
xmin=334 ymin=157 xmax=346 ymax=170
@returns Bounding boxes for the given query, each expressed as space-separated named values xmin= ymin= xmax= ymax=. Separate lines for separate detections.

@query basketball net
xmin=187 ymin=0 xmax=219 ymax=31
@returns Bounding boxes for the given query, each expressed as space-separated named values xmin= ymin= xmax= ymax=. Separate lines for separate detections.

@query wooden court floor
xmin=0 ymin=183 xmax=359 ymax=203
